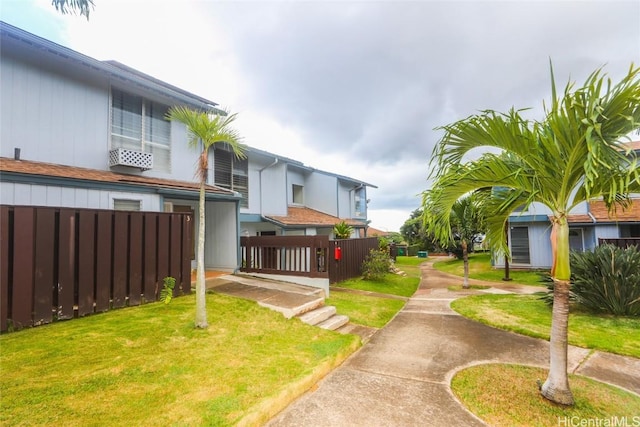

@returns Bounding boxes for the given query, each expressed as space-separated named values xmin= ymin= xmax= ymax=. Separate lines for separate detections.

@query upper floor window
xmin=111 ymin=89 xmax=171 ymax=172
xmin=354 ymin=187 xmax=366 ymax=217
xmin=214 ymin=146 xmax=248 ymax=208
xmin=292 ymin=184 xmax=304 ymax=204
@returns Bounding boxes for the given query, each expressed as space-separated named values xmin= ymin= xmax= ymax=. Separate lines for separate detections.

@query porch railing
xmin=239 ymin=235 xmax=380 ymax=284
xmin=240 ymin=235 xmax=330 ymax=278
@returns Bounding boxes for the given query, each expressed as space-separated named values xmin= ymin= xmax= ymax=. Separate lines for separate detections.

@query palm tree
xmin=51 ymin=0 xmax=95 ymax=19
xmin=422 ymin=63 xmax=640 ymax=405
xmin=167 ymin=106 xmax=246 ymax=329
xmin=426 ymin=195 xmax=484 ymax=289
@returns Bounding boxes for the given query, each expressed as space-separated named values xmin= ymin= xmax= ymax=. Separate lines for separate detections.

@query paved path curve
xmin=266 ymin=259 xmax=640 ymax=426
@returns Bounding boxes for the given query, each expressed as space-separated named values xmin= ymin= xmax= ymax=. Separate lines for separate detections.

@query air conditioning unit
xmin=109 ymin=148 xmax=153 ymax=171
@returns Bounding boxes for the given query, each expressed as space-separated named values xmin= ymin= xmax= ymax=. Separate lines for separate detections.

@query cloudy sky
xmin=2 ymin=0 xmax=639 ymax=231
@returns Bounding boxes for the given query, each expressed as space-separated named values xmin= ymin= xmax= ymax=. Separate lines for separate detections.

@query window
xmin=113 ymin=199 xmax=141 ymax=211
xmin=353 ymin=187 xmax=366 ymax=217
xmin=510 ymin=226 xmax=530 ymax=264
xmin=111 ymin=88 xmax=171 ymax=172
xmin=569 ymin=228 xmax=584 ymax=252
xmin=292 ymin=184 xmax=304 ymax=204
xmin=214 ymin=146 xmax=248 ymax=208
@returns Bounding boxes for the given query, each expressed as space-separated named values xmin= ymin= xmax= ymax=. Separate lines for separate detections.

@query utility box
xmin=417 ymin=251 xmax=428 ymax=258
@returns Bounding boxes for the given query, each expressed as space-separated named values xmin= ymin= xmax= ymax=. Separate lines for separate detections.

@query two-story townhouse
xmin=233 ymin=147 xmax=376 ymax=238
xmin=0 ymin=21 xmax=243 ymax=272
xmin=0 ymin=22 xmax=377 ymax=274
xmin=496 ymin=141 xmax=640 ymax=269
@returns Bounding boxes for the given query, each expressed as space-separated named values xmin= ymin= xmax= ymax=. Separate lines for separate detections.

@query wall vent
xmin=109 ymin=148 xmax=153 ymax=171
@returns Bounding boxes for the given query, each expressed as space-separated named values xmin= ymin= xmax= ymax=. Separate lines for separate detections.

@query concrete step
xmin=207 ymin=275 xmax=325 ymax=319
xmin=258 ymin=295 xmax=325 ymax=319
xmin=316 ymin=314 xmax=350 ymax=331
xmin=298 ymin=305 xmax=337 ymax=326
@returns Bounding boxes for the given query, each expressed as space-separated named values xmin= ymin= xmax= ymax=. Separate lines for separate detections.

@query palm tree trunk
xmin=194 ymin=183 xmax=208 ymax=328
xmin=541 ymin=218 xmax=574 ymax=405
xmin=462 ymin=240 xmax=470 ymax=289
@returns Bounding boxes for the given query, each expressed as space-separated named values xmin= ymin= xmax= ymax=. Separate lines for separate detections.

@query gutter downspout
xmin=587 ymin=211 xmax=597 ymax=249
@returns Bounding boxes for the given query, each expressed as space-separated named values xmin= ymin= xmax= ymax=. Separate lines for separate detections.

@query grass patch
xmin=433 ymin=253 xmax=548 ymax=286
xmin=452 ymin=364 xmax=640 ymax=427
xmin=326 ymin=256 xmax=420 ymax=328
xmin=326 ymin=291 xmax=406 ymax=328
xmin=0 ymin=293 xmax=359 ymax=426
xmin=333 ymin=271 xmax=420 ymax=298
xmin=451 ymin=294 xmax=640 ymax=358
xmin=395 ymin=256 xmax=426 ymax=266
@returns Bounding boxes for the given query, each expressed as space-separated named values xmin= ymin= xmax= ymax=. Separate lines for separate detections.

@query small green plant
xmin=362 ymin=249 xmax=391 ymax=280
xmin=333 ymin=221 xmax=353 ymax=239
xmin=160 ymin=276 xmax=176 ymax=304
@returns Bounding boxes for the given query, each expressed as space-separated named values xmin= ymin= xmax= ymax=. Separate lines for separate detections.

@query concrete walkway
xmin=266 ymin=259 xmax=640 ymax=426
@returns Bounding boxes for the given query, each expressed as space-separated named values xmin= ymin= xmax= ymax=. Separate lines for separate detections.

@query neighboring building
xmin=237 ymin=146 xmax=375 ymax=238
xmin=366 ymin=226 xmax=393 ymax=238
xmin=0 ymin=22 xmax=375 ymax=271
xmin=496 ymin=141 xmax=640 ymax=269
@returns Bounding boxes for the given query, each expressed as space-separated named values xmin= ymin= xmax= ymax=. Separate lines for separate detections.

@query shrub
xmin=362 ymin=249 xmax=391 ymax=280
xmin=571 ymin=245 xmax=640 ymax=316
xmin=570 ymin=244 xmax=640 ymax=316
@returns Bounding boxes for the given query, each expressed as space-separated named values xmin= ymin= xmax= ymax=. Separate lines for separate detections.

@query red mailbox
xmin=334 ymin=246 xmax=342 ymax=260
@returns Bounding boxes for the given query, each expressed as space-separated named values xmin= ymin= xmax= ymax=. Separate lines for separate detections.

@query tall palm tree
xmin=167 ymin=106 xmax=246 ymax=329
xmin=422 ymin=63 xmax=640 ymax=405
xmin=51 ymin=0 xmax=95 ymax=19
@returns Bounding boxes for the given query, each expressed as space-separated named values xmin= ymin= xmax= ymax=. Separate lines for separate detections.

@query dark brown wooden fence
xmin=598 ymin=238 xmax=640 ymax=249
xmin=0 ymin=205 xmax=192 ymax=332
xmin=239 ymin=235 xmax=379 ymax=284
xmin=328 ymin=237 xmax=380 ymax=284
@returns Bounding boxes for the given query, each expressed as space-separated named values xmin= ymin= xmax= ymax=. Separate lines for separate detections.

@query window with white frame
xmin=111 ymin=88 xmax=171 ymax=172
xmin=214 ymin=146 xmax=248 ymax=208
xmin=113 ymin=199 xmax=141 ymax=211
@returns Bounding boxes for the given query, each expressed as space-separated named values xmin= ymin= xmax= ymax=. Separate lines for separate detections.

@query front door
xmin=510 ymin=226 xmax=531 ymax=264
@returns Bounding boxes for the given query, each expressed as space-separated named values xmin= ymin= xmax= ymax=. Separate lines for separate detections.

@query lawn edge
xmin=237 ymin=336 xmax=362 ymax=426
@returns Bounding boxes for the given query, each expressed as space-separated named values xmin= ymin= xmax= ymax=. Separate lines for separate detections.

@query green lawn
xmin=0 ymin=294 xmax=359 ymax=426
xmin=326 ymin=291 xmax=405 ymax=328
xmin=332 ymin=271 xmax=420 ymax=298
xmin=452 ymin=364 xmax=640 ymax=426
xmin=326 ymin=256 xmax=421 ymax=328
xmin=433 ymin=253 xmax=548 ymax=286
xmin=451 ymin=294 xmax=640 ymax=358
xmin=394 ymin=255 xmax=426 ymax=266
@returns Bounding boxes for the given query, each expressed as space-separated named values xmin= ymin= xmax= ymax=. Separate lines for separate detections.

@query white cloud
xmin=5 ymin=0 xmax=639 ymax=232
